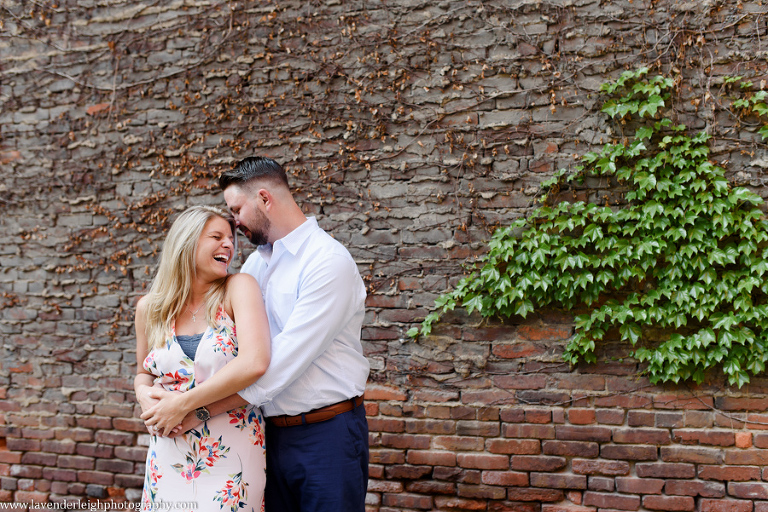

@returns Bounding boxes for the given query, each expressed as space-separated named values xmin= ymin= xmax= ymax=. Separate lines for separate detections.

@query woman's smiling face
xmin=195 ymin=216 xmax=235 ymax=281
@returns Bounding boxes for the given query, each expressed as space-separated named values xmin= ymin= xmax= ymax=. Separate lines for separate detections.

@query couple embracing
xmin=134 ymin=156 xmax=370 ymax=512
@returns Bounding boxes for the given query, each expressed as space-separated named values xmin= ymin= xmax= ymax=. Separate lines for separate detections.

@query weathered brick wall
xmin=3 ymin=0 xmax=768 ymax=509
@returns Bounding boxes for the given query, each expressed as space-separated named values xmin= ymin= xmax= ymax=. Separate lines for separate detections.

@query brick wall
xmin=3 ymin=0 xmax=768 ymax=509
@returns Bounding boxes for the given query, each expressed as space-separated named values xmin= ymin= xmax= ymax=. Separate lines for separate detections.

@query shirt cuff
xmin=238 ymin=383 xmax=266 ymax=407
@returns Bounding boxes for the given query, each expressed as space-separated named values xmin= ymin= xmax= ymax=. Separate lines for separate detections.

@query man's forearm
xmin=206 ymin=393 xmax=250 ymax=417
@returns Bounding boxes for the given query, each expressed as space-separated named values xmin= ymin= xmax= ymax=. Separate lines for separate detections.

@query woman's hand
xmin=140 ymin=388 xmax=188 ymax=437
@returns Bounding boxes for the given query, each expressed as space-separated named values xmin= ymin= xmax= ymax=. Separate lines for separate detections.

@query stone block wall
xmin=3 ymin=0 xmax=768 ymax=509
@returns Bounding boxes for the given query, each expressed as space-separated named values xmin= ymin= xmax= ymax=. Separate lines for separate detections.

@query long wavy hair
xmin=143 ymin=206 xmax=235 ymax=351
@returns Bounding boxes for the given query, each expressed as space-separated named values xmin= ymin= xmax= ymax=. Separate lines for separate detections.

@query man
xmin=219 ymin=156 xmax=370 ymax=512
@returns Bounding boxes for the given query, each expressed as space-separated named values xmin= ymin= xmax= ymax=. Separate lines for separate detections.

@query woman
xmin=134 ymin=205 xmax=270 ymax=512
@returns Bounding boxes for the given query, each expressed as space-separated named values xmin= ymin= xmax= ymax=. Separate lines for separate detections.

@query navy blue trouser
xmin=264 ymin=402 xmax=369 ymax=512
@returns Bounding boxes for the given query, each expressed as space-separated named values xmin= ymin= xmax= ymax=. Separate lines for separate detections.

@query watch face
xmin=196 ymin=407 xmax=210 ymax=421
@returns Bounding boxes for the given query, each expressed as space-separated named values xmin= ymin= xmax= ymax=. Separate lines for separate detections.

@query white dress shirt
xmin=237 ymin=217 xmax=370 ymax=417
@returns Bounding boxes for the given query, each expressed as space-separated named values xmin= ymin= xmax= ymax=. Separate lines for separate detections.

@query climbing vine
xmin=410 ymin=68 xmax=768 ymax=388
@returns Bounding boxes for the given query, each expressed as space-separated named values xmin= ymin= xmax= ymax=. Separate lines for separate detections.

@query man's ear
xmin=257 ymin=188 xmax=273 ymax=209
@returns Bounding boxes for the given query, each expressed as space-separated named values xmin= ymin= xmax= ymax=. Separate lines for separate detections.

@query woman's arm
xmin=134 ymin=297 xmax=162 ymax=431
xmin=141 ymin=274 xmax=270 ymax=436
xmin=167 ymin=393 xmax=250 ymax=438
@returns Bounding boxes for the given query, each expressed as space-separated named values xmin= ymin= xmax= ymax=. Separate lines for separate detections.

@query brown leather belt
xmin=266 ymin=396 xmax=364 ymax=427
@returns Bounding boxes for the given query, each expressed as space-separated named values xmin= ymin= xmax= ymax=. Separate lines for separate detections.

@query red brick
xmin=457 ymin=453 xmax=509 ymax=470
xmin=487 ymin=439 xmax=540 ymax=455
xmin=76 ymin=470 xmax=114 ymax=485
xmin=636 ymin=462 xmax=696 ymax=479
xmin=627 ymin=411 xmax=655 ymax=427
xmin=365 ymin=384 xmax=408 ymax=401
xmin=672 ymin=429 xmax=735 ymax=447
xmin=75 ymin=416 xmax=113 ymax=430
xmin=493 ymin=342 xmax=546 ymax=359
xmin=481 ymin=470 xmax=528 ymax=487
xmin=500 ymin=409 xmax=526 ymax=423
xmin=526 ymin=409 xmax=552 ymax=424
xmin=369 ymin=449 xmax=405 ymax=464
xmin=457 ymin=483 xmax=507 ymax=500
xmin=456 ymin=420 xmax=500 ymax=437
xmin=543 ymin=440 xmax=599 ymax=458
xmin=698 ymin=465 xmax=760 ymax=481
xmin=385 ymin=465 xmax=432 ymax=479
xmin=113 ymin=446 xmax=147 ymax=462
xmin=715 ymin=397 xmax=768 ymax=411
xmin=583 ymin=491 xmax=640 ymax=510
xmin=642 ymin=495 xmax=694 ymax=511
xmin=660 ymin=446 xmax=722 ymax=464
xmin=595 ymin=409 xmax=625 ymax=425
xmin=664 ymin=479 xmax=725 ymax=497
xmin=381 ymin=492 xmax=432 ymax=509
xmin=505 ymin=487 xmax=565 ymax=502
xmin=504 ymin=424 xmax=555 ymax=439
xmin=405 ymin=419 xmax=455 ymax=435
xmin=729 ymin=481 xmax=768 ymax=499
xmin=555 ymin=425 xmax=612 ymax=443
xmin=735 ymin=432 xmax=753 ymax=448
xmin=541 ymin=505 xmax=598 ymax=512
xmin=655 ymin=412 xmax=685 ymax=428
xmin=613 ymin=428 xmax=671 ymax=445
xmin=93 ymin=430 xmax=134 ymax=446
xmin=724 ymin=448 xmax=768 ymax=465
xmin=588 ymin=476 xmax=614 ymax=491
xmin=517 ymin=324 xmax=572 ymax=341
xmin=572 ymin=459 xmax=630 ymax=476
xmin=367 ymin=418 xmax=405 ymax=433
xmin=530 ymin=472 xmax=587 ymax=489
xmin=94 ymin=459 xmax=134 ymax=473
xmin=76 ymin=443 xmax=113 ymax=458
xmin=5 ymin=439 xmax=40 ymax=452
xmin=20 ymin=452 xmax=57 ymax=466
xmin=752 ymin=433 xmax=768 ymax=448
xmin=368 ymin=479 xmax=404 ymax=493
xmin=434 ymin=496 xmax=487 ymax=510
xmin=407 ymin=450 xmax=456 ymax=467
xmin=654 ymin=394 xmax=713 ymax=410
xmin=566 ymin=408 xmax=596 ymax=425
xmin=406 ymin=480 xmax=456 ymax=495
xmin=700 ymin=498 xmax=753 ymax=512
xmin=601 ymin=444 xmax=658 ymax=461
xmin=684 ymin=411 xmax=715 ymax=428
xmin=431 ymin=436 xmax=482 ymax=452
xmin=494 ymin=374 xmax=547 ymax=390
xmin=615 ymin=477 xmax=665 ymax=494
xmin=510 ymin=455 xmax=566 ymax=472
xmin=0 ymin=452 xmax=22 ymax=464
xmin=14 ymin=490 xmax=49 ymax=503
xmin=57 ymin=455 xmax=94 ymax=470
xmin=461 ymin=389 xmax=517 ymax=406
xmin=42 ymin=468 xmax=77 ymax=482
xmin=594 ymin=395 xmax=652 ymax=408
xmin=555 ymin=374 xmax=606 ymax=391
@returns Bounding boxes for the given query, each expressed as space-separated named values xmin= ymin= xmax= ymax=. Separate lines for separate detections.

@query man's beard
xmin=243 ymin=212 xmax=270 ymax=246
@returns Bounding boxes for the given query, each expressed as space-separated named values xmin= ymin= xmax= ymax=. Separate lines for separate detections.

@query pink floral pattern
xmin=141 ymin=306 xmax=265 ymax=511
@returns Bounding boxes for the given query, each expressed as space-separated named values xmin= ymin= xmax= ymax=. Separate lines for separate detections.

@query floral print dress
xmin=141 ymin=307 xmax=266 ymax=512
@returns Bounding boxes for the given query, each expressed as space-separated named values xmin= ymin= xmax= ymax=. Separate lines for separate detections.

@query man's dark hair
xmin=218 ymin=156 xmax=289 ymax=191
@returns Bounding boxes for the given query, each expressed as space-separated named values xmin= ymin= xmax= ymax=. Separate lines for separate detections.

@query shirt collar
xmin=257 ymin=217 xmax=316 ymax=259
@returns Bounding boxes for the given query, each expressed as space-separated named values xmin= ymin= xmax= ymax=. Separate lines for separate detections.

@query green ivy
xmin=409 ymin=68 xmax=768 ymax=388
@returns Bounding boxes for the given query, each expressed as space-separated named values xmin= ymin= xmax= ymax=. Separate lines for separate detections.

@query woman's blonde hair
xmin=143 ymin=205 xmax=235 ymax=350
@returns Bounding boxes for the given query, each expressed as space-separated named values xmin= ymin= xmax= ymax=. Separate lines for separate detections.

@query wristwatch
xmin=195 ymin=406 xmax=211 ymax=422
